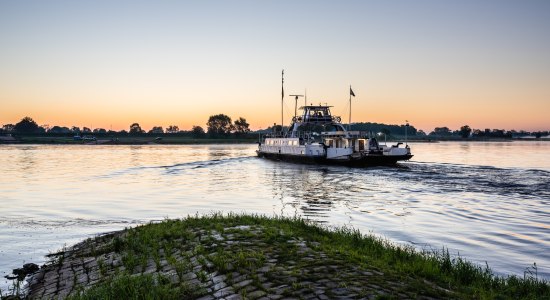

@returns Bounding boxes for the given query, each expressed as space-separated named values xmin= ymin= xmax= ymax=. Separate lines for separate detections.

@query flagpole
xmin=349 ymin=85 xmax=352 ymax=129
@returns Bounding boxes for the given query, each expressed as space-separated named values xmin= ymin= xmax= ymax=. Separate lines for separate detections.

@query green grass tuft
xmin=67 ymin=273 xmax=200 ymax=300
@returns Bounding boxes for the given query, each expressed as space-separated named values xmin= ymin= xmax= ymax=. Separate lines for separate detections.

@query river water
xmin=1 ymin=142 xmax=549 ymax=290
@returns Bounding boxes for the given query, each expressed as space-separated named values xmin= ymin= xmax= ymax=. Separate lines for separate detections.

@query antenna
xmin=289 ymin=94 xmax=304 ymax=120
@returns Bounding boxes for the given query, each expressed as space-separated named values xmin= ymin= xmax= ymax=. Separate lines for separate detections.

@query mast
xmin=281 ymin=70 xmax=284 ymax=131
xmin=405 ymin=120 xmax=409 ymax=146
xmin=349 ymin=85 xmax=355 ymax=129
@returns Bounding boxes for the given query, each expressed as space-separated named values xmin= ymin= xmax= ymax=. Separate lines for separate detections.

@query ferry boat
xmin=256 ymin=72 xmax=412 ymax=166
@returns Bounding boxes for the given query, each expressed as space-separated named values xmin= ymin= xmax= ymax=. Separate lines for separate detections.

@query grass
xmin=67 ymin=273 xmax=197 ymax=300
xmin=34 ymin=214 xmax=550 ymax=299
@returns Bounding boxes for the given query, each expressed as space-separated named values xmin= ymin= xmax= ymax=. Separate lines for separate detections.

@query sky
xmin=1 ymin=0 xmax=549 ymax=132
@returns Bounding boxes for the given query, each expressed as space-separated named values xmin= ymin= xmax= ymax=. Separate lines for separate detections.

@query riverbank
xmin=0 ymin=136 xmax=257 ymax=145
xmin=5 ymin=214 xmax=548 ymax=299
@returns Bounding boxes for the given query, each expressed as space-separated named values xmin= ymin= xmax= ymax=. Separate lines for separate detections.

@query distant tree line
xmin=425 ymin=125 xmax=549 ymax=139
xmin=1 ymin=116 xmax=548 ymax=140
xmin=350 ymin=122 xmax=418 ymax=137
xmin=0 ymin=115 xmax=252 ymax=139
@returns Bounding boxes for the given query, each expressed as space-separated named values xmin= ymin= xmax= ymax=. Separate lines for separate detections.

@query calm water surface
xmin=1 ymin=141 xmax=549 ymax=290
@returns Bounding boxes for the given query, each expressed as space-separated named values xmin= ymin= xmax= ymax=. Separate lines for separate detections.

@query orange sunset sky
xmin=1 ymin=1 xmax=549 ymax=132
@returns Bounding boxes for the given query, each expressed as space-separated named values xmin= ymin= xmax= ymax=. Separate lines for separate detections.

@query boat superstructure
xmin=256 ymin=72 xmax=412 ymax=166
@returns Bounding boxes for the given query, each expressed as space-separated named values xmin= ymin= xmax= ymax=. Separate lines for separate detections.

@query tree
xmin=82 ymin=127 xmax=92 ymax=133
xmin=192 ymin=125 xmax=206 ymax=138
xmin=349 ymin=122 xmax=418 ymax=136
xmin=149 ymin=126 xmax=164 ymax=134
xmin=2 ymin=124 xmax=15 ymax=133
xmin=129 ymin=123 xmax=144 ymax=134
xmin=50 ymin=126 xmax=71 ymax=134
xmin=459 ymin=125 xmax=472 ymax=138
xmin=206 ymin=114 xmax=233 ymax=136
xmin=166 ymin=125 xmax=179 ymax=134
xmin=472 ymin=129 xmax=484 ymax=138
xmin=14 ymin=117 xmax=39 ymax=133
xmin=430 ymin=127 xmax=451 ymax=136
xmin=71 ymin=126 xmax=81 ymax=133
xmin=41 ymin=124 xmax=50 ymax=132
xmin=233 ymin=117 xmax=250 ymax=135
xmin=491 ymin=129 xmax=505 ymax=138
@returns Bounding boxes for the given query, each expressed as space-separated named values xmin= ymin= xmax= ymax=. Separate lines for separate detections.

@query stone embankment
xmin=21 ymin=219 xmax=451 ymax=299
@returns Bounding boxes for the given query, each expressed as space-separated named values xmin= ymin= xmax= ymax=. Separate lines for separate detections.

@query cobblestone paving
xmin=26 ymin=225 xmax=450 ymax=299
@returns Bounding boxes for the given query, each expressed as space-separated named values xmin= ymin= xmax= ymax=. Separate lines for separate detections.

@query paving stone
xmin=248 ymin=290 xmax=267 ymax=299
xmin=261 ymin=282 xmax=274 ymax=290
xmin=214 ymin=286 xmax=235 ymax=298
xmin=273 ymin=285 xmax=289 ymax=295
xmin=213 ymin=280 xmax=228 ymax=291
xmin=257 ymin=266 xmax=271 ymax=273
xmin=182 ymin=271 xmax=197 ymax=281
xmin=212 ymin=274 xmax=227 ymax=284
xmin=234 ymin=279 xmax=253 ymax=288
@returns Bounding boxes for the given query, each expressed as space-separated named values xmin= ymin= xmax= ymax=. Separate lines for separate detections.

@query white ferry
xmin=256 ymin=72 xmax=412 ymax=166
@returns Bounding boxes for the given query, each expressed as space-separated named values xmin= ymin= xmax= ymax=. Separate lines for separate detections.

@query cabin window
xmin=328 ymin=140 xmax=334 ymax=147
xmin=359 ymin=140 xmax=365 ymax=151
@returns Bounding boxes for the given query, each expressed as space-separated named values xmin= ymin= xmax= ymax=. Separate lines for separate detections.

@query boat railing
xmin=321 ymin=131 xmax=367 ymax=139
xmin=261 ymin=131 xmax=323 ymax=142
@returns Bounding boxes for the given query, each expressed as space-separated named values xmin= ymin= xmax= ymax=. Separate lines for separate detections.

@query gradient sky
xmin=1 ymin=0 xmax=549 ymax=132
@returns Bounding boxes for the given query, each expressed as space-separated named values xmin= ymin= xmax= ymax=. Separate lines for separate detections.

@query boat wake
xmin=399 ymin=162 xmax=550 ymax=200
xmin=0 ymin=216 xmax=144 ymax=229
xmin=96 ymin=156 xmax=256 ymax=178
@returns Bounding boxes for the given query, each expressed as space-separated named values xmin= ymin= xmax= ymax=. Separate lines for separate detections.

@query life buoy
xmin=292 ymin=116 xmax=297 ymax=122
xmin=335 ymin=116 xmax=341 ymax=123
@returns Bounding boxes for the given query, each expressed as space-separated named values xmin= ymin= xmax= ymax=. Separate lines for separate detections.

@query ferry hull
xmin=256 ymin=151 xmax=412 ymax=167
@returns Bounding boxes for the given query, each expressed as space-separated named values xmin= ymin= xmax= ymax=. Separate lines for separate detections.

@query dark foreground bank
xmin=3 ymin=214 xmax=549 ymax=299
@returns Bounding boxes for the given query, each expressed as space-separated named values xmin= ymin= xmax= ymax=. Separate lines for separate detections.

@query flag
xmin=350 ymin=87 xmax=355 ymax=97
